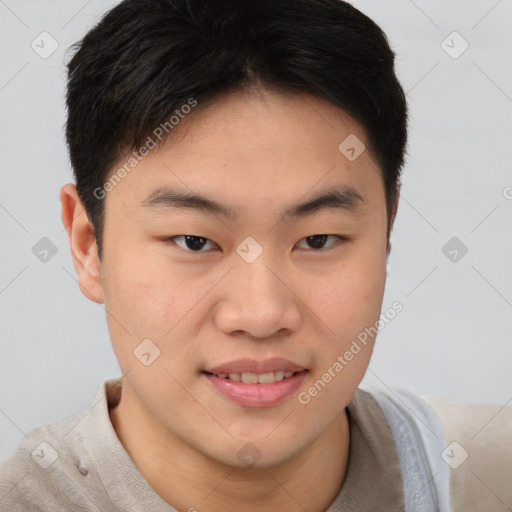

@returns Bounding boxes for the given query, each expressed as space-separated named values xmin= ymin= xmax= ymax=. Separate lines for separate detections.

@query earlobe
xmin=60 ymin=184 xmax=104 ymax=304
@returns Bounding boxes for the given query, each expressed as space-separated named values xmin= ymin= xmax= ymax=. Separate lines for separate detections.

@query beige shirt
xmin=0 ymin=377 xmax=510 ymax=510
xmin=0 ymin=377 xmax=405 ymax=511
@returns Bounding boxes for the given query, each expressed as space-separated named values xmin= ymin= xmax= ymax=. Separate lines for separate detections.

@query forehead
xmin=161 ymin=88 xmax=371 ymax=162
xmin=104 ymin=88 xmax=384 ymax=221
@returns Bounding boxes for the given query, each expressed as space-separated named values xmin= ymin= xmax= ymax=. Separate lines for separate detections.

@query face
xmin=94 ymin=88 xmax=390 ymax=468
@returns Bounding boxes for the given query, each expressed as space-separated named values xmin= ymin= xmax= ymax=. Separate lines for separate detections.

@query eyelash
xmin=164 ymin=234 xmax=346 ymax=253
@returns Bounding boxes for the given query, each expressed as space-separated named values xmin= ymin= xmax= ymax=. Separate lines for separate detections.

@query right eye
xmin=164 ymin=235 xmax=219 ymax=252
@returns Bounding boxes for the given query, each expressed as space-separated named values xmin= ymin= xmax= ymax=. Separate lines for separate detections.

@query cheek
xmin=300 ymin=232 xmax=388 ymax=391
xmin=100 ymin=240 xmax=175 ymax=363
xmin=296 ymin=252 xmax=386 ymax=417
xmin=100 ymin=241 xmax=212 ymax=381
xmin=308 ymin=246 xmax=387 ymax=338
xmin=102 ymin=237 xmax=179 ymax=322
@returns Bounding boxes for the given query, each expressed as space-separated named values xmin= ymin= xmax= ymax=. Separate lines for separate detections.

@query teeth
xmin=257 ymin=372 xmax=275 ymax=384
xmin=274 ymin=370 xmax=285 ymax=381
xmin=214 ymin=370 xmax=299 ymax=383
xmin=241 ymin=372 xmax=258 ymax=383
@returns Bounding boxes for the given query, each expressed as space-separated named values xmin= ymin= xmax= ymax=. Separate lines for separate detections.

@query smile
xmin=202 ymin=370 xmax=308 ymax=408
xmin=204 ymin=370 xmax=298 ymax=384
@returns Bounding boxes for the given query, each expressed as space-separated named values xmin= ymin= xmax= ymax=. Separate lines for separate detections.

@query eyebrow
xmin=140 ymin=185 xmax=365 ymax=221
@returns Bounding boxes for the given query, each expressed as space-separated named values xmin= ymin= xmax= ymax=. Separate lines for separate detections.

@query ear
xmin=386 ymin=183 xmax=401 ymax=255
xmin=60 ymin=184 xmax=104 ymax=303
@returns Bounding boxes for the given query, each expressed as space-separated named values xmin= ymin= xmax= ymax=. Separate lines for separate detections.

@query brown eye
xmin=168 ymin=235 xmax=217 ymax=252
xmin=296 ymin=235 xmax=343 ymax=250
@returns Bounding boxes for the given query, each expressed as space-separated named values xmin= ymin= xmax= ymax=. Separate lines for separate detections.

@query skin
xmin=60 ymin=87 xmax=398 ymax=512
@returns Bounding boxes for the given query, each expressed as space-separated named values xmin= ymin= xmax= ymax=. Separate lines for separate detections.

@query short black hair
xmin=65 ymin=0 xmax=408 ymax=260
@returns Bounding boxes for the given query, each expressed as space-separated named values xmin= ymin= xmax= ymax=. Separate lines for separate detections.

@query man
xmin=1 ymin=0 xmax=510 ymax=510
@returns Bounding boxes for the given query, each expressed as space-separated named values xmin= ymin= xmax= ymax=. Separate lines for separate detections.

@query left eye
xmin=295 ymin=234 xmax=343 ymax=250
xmin=167 ymin=234 xmax=343 ymax=252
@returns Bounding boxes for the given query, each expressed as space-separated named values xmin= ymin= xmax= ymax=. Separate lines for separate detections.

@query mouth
xmin=202 ymin=370 xmax=306 ymax=384
xmin=202 ymin=369 xmax=309 ymax=408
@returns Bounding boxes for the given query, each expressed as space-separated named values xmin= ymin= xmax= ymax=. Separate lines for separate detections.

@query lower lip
xmin=203 ymin=371 xmax=308 ymax=409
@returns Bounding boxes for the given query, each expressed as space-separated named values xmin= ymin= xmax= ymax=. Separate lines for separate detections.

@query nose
xmin=213 ymin=255 xmax=302 ymax=340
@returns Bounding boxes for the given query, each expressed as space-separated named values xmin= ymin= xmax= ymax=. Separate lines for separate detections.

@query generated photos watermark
xmin=298 ymin=301 xmax=403 ymax=404
xmin=93 ymin=97 xmax=198 ymax=200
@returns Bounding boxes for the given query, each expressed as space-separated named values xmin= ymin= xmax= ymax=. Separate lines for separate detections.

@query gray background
xmin=1 ymin=0 xmax=511 ymax=462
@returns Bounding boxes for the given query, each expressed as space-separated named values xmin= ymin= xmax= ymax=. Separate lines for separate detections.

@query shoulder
xmin=0 ymin=409 xmax=94 ymax=510
xmin=422 ymin=394 xmax=512 ymax=512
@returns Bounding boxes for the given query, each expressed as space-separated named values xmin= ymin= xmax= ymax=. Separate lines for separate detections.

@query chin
xmin=199 ymin=434 xmax=303 ymax=470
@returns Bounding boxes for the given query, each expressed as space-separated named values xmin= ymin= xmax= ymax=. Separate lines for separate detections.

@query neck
xmin=109 ymin=380 xmax=350 ymax=512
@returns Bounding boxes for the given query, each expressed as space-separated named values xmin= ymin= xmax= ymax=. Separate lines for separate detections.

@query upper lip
xmin=204 ymin=357 xmax=307 ymax=375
